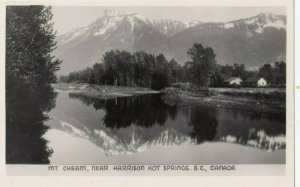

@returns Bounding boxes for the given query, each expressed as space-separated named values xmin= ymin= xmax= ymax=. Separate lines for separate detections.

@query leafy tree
xmin=6 ymin=6 xmax=61 ymax=83
xmin=210 ymin=65 xmax=224 ymax=86
xmin=232 ymin=64 xmax=247 ymax=80
xmin=258 ymin=61 xmax=286 ymax=85
xmin=258 ymin=63 xmax=275 ymax=83
xmin=274 ymin=61 xmax=286 ymax=85
xmin=151 ymin=72 xmax=168 ymax=90
xmin=168 ymin=58 xmax=181 ymax=83
xmin=220 ymin=64 xmax=234 ymax=79
xmin=92 ymin=63 xmax=104 ymax=84
xmin=186 ymin=43 xmax=217 ymax=88
xmin=65 ymin=50 xmax=176 ymax=90
xmin=6 ymin=6 xmax=60 ymax=163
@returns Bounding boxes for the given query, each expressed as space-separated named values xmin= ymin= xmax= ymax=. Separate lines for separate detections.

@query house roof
xmin=224 ymin=77 xmax=242 ymax=82
xmin=245 ymin=77 xmax=265 ymax=83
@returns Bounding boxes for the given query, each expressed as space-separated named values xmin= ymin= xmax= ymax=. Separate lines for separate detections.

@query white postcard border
xmin=0 ymin=0 xmax=295 ymax=186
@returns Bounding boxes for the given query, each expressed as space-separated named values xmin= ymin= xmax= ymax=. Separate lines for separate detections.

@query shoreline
xmin=162 ymin=87 xmax=285 ymax=114
xmin=52 ymin=83 xmax=160 ymax=99
xmin=52 ymin=83 xmax=285 ymax=113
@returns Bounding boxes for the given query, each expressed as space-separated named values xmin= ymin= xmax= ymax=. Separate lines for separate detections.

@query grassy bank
xmin=52 ymin=83 xmax=160 ymax=99
xmin=52 ymin=83 xmax=285 ymax=113
xmin=162 ymin=87 xmax=285 ymax=113
xmin=210 ymin=87 xmax=286 ymax=101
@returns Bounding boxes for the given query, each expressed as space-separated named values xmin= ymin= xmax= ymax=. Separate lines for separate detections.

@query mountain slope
xmin=55 ymin=10 xmax=183 ymax=74
xmin=54 ymin=11 xmax=286 ymax=74
xmin=170 ymin=13 xmax=286 ymax=67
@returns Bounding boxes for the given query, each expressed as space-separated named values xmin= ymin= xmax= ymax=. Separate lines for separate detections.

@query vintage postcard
xmin=0 ymin=0 xmax=295 ymax=186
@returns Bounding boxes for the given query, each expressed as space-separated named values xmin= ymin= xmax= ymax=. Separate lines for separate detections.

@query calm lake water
xmin=44 ymin=89 xmax=286 ymax=164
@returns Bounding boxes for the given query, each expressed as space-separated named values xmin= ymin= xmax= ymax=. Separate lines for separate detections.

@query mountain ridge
xmin=54 ymin=11 xmax=286 ymax=75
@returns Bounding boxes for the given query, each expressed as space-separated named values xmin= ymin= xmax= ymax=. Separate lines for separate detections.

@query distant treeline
xmin=59 ymin=45 xmax=286 ymax=89
xmin=212 ymin=61 xmax=286 ymax=86
xmin=60 ymin=50 xmax=188 ymax=90
xmin=257 ymin=62 xmax=286 ymax=85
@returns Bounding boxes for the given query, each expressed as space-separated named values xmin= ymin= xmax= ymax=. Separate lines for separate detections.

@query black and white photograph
xmin=5 ymin=5 xmax=289 ymax=168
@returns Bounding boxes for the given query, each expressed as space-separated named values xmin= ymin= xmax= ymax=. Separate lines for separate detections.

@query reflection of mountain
xmin=216 ymin=109 xmax=286 ymax=151
xmin=55 ymin=120 xmax=193 ymax=156
xmin=247 ymin=130 xmax=285 ymax=151
xmin=219 ymin=130 xmax=286 ymax=152
xmin=214 ymin=107 xmax=286 ymax=151
xmin=55 ymin=93 xmax=220 ymax=155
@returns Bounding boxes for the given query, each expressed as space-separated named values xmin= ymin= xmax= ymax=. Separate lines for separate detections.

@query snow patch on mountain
xmin=223 ymin=23 xmax=234 ymax=29
xmin=61 ymin=27 xmax=89 ymax=44
xmin=126 ymin=16 xmax=136 ymax=32
xmin=264 ymin=20 xmax=285 ymax=29
xmin=94 ymin=16 xmax=123 ymax=36
xmin=134 ymin=14 xmax=148 ymax=23
xmin=54 ymin=11 xmax=286 ymax=74
xmin=255 ymin=28 xmax=264 ymax=33
xmin=184 ymin=20 xmax=202 ymax=27
xmin=147 ymin=19 xmax=202 ymax=35
xmin=221 ymin=12 xmax=286 ymax=34
xmin=57 ymin=9 xmax=203 ymax=45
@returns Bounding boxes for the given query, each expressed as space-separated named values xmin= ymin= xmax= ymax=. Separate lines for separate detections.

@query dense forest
xmin=60 ymin=50 xmax=187 ymax=90
xmin=6 ymin=6 xmax=61 ymax=163
xmin=60 ymin=43 xmax=286 ymax=89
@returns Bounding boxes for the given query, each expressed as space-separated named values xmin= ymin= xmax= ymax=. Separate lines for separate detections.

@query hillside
xmin=54 ymin=10 xmax=286 ymax=75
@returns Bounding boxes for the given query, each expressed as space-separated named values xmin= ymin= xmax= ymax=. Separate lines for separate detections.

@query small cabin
xmin=244 ymin=77 xmax=267 ymax=87
xmin=223 ymin=77 xmax=243 ymax=87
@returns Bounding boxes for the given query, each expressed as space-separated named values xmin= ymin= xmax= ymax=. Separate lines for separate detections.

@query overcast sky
xmin=52 ymin=6 xmax=285 ymax=35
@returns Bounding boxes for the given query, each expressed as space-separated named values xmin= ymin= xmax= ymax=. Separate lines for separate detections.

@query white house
xmin=223 ymin=77 xmax=243 ymax=86
xmin=244 ymin=77 xmax=267 ymax=87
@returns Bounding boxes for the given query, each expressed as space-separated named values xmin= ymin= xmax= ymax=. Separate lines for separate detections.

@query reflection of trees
xmin=69 ymin=93 xmax=106 ymax=110
xmin=69 ymin=94 xmax=178 ymax=129
xmin=188 ymin=106 xmax=218 ymax=143
xmin=238 ymin=110 xmax=285 ymax=135
xmin=6 ymin=78 xmax=57 ymax=164
xmin=214 ymin=107 xmax=285 ymax=151
xmin=69 ymin=94 xmax=219 ymax=144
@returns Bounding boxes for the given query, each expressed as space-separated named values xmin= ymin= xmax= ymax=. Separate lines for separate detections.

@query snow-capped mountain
xmin=54 ymin=11 xmax=286 ymax=75
xmin=221 ymin=13 xmax=286 ymax=33
xmin=57 ymin=9 xmax=201 ymax=45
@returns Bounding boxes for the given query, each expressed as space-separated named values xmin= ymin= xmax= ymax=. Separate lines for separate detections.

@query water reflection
xmin=65 ymin=93 xmax=285 ymax=153
xmin=6 ymin=78 xmax=57 ymax=164
xmin=188 ymin=106 xmax=218 ymax=143
xmin=69 ymin=93 xmax=179 ymax=128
